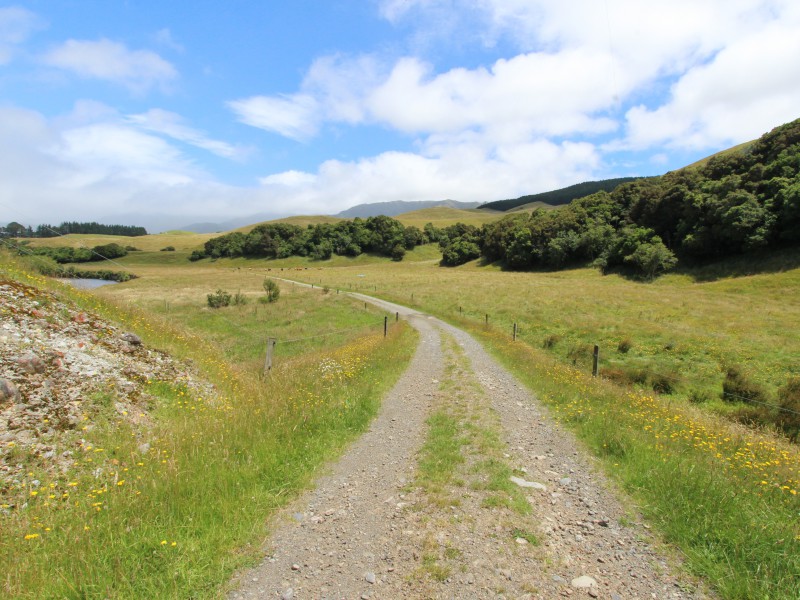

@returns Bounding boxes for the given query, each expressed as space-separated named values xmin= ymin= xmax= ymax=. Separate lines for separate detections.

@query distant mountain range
xmin=335 ymin=199 xmax=481 ymax=218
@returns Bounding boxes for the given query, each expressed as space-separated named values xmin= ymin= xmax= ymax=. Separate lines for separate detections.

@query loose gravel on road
xmin=229 ymin=294 xmax=709 ymax=600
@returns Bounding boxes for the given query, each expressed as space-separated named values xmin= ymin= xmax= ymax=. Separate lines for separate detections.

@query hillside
xmin=439 ymin=117 xmax=800 ymax=273
xmin=395 ymin=206 xmax=502 ymax=228
xmin=336 ymin=199 xmax=480 ymax=218
xmin=479 ymin=177 xmax=644 ymax=212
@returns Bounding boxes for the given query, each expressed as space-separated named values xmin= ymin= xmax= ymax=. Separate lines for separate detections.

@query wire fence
xmin=460 ymin=311 xmax=799 ymax=418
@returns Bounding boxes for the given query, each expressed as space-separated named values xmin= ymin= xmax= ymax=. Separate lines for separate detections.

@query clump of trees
xmin=438 ymin=117 xmax=800 ymax=278
xmin=192 ymin=216 xmax=426 ymax=262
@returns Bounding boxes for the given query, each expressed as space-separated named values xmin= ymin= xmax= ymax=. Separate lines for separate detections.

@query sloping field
xmin=395 ymin=206 xmax=501 ymax=228
xmin=14 ymin=232 xmax=214 ymax=252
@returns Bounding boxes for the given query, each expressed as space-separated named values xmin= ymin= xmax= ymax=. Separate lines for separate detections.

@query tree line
xmin=438 ymin=117 xmax=800 ymax=277
xmin=23 ymin=242 xmax=130 ymax=263
xmin=192 ymin=216 xmax=427 ymax=262
xmin=1 ymin=221 xmax=147 ymax=238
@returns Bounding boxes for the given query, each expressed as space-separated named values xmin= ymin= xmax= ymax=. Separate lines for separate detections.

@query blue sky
xmin=1 ymin=0 xmax=799 ymax=231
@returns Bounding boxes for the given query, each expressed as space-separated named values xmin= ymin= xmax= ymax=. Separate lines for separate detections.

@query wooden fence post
xmin=592 ymin=345 xmax=600 ymax=377
xmin=485 ymin=313 xmax=489 ymax=326
xmin=384 ymin=315 xmax=388 ymax=337
xmin=263 ymin=337 xmax=277 ymax=375
xmin=513 ymin=322 xmax=517 ymax=341
xmin=395 ymin=311 xmax=399 ymax=322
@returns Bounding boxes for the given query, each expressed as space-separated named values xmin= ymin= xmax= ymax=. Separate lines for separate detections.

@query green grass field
xmin=270 ymin=244 xmax=800 ymax=599
xmin=4 ymin=237 xmax=800 ymax=599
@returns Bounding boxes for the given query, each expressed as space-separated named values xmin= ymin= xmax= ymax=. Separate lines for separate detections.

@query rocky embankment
xmin=0 ymin=278 xmax=204 ymax=495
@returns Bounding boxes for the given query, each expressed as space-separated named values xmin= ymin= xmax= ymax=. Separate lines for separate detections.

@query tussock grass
xmin=0 ymin=253 xmax=417 ymax=598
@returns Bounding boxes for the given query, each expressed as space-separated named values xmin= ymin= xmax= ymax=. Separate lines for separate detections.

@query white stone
xmin=571 ymin=575 xmax=598 ymax=589
xmin=509 ymin=476 xmax=547 ymax=491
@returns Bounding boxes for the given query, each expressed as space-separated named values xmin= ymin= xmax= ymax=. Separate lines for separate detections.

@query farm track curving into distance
xmin=228 ymin=289 xmax=710 ymax=600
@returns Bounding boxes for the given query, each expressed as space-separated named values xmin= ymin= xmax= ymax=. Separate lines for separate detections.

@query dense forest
xmin=194 ymin=216 xmax=427 ymax=262
xmin=0 ymin=221 xmax=147 ymax=238
xmin=479 ymin=177 xmax=644 ymax=211
xmin=439 ymin=118 xmax=800 ymax=276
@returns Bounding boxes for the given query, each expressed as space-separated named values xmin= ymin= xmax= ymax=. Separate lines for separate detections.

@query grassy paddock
xmin=272 ymin=249 xmax=800 ymax=599
xmin=1 ymin=254 xmax=418 ymax=598
xmin=14 ymin=232 xmax=215 ymax=253
xmin=279 ymin=248 xmax=800 ymax=414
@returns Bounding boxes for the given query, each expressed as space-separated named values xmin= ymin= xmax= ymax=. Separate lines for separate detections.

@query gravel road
xmin=228 ymin=292 xmax=708 ymax=600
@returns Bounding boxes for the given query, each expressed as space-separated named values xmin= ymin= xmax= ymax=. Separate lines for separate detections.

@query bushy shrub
xmin=188 ymin=250 xmax=206 ymax=261
xmin=232 ymin=291 xmax=248 ymax=306
xmin=650 ymin=373 xmax=675 ymax=394
xmin=689 ymin=389 xmax=711 ymax=404
xmin=207 ymin=289 xmax=231 ymax=308
xmin=391 ymin=244 xmax=406 ymax=261
xmin=617 ymin=338 xmax=633 ymax=353
xmin=722 ymin=365 xmax=767 ymax=404
xmin=91 ymin=243 xmax=128 ymax=260
xmin=263 ymin=279 xmax=280 ymax=303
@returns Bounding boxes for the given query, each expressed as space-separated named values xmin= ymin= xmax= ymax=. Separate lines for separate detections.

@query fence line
xmin=469 ymin=309 xmax=799 ymax=418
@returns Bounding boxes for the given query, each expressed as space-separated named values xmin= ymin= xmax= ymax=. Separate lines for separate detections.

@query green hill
xmin=441 ymin=117 xmax=800 ymax=273
xmin=479 ymin=177 xmax=645 ymax=212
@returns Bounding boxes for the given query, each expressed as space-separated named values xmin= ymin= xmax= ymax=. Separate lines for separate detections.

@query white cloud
xmin=366 ymin=51 xmax=618 ymax=137
xmin=0 ymin=104 xmax=224 ymax=228
xmin=228 ymin=94 xmax=319 ymax=141
xmin=371 ymin=0 xmax=800 ymax=153
xmin=256 ymin=136 xmax=600 ymax=215
xmin=623 ymin=15 xmax=800 ymax=150
xmin=127 ymin=109 xmax=247 ymax=159
xmin=0 ymin=6 xmax=42 ymax=64
xmin=41 ymin=38 xmax=177 ymax=93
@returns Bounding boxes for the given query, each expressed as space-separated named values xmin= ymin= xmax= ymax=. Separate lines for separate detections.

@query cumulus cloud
xmin=256 ymin=136 xmax=600 ymax=215
xmin=0 ymin=103 xmax=225 ymax=228
xmin=233 ymin=1 xmax=798 ymax=150
xmin=0 ymin=5 xmax=43 ymax=64
xmin=41 ymin=38 xmax=177 ymax=93
xmin=623 ymin=14 xmax=800 ymax=150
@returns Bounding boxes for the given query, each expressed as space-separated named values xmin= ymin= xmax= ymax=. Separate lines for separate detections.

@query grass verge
xmin=459 ymin=322 xmax=800 ymax=600
xmin=0 ymin=253 xmax=418 ymax=598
